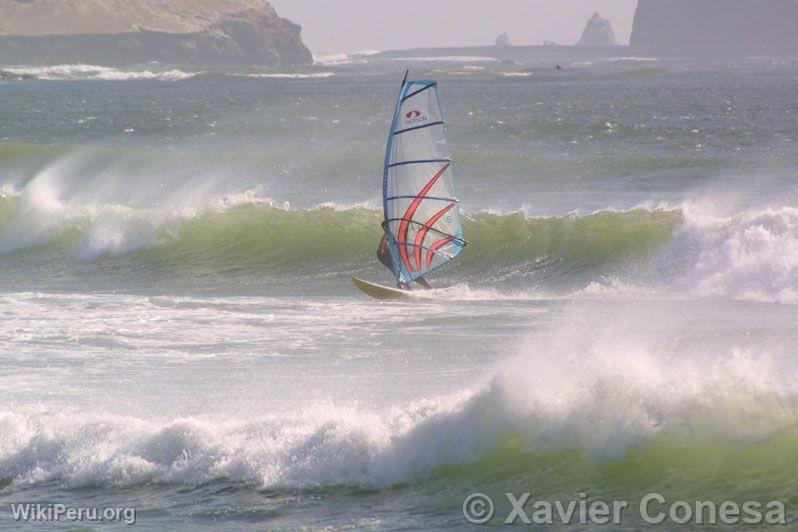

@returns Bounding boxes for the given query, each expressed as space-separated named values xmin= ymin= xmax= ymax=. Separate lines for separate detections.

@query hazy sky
xmin=270 ymin=0 xmax=638 ymax=53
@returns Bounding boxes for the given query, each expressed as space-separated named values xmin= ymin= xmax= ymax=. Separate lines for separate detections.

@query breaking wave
xmin=2 ymin=319 xmax=797 ymax=493
xmin=656 ymin=205 xmax=798 ymax=303
xmin=2 ymin=183 xmax=798 ymax=302
xmin=384 ymin=56 xmax=499 ymax=64
xmin=2 ymin=64 xmax=200 ymax=81
xmin=313 ymin=50 xmax=380 ymax=66
xmin=2 ymin=143 xmax=798 ymax=299
xmin=0 ymin=190 xmax=680 ymax=283
xmin=235 ymin=72 xmax=335 ymax=79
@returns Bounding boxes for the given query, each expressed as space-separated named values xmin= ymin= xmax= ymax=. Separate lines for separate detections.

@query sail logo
xmin=405 ymin=110 xmax=427 ymax=124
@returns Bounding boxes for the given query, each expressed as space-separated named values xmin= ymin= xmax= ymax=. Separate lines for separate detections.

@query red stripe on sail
xmin=397 ymin=164 xmax=450 ymax=273
xmin=426 ymin=236 xmax=455 ymax=269
xmin=414 ymin=203 xmax=455 ymax=270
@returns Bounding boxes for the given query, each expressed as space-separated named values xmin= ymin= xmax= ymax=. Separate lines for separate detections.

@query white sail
xmin=383 ymin=79 xmax=465 ymax=283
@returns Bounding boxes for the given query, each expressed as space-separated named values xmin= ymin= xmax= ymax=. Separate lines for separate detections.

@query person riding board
xmin=377 ymin=220 xmax=432 ymax=290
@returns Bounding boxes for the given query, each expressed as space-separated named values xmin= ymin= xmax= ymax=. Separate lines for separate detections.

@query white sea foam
xmin=0 ymin=160 xmax=75 ymax=253
xmin=314 ymin=199 xmax=380 ymax=211
xmin=4 ymin=64 xmax=112 ymax=78
xmin=0 ymin=182 xmax=18 ymax=197
xmin=90 ymin=69 xmax=199 ymax=81
xmin=385 ymin=56 xmax=498 ymax=63
xmin=569 ymin=278 xmax=643 ymax=298
xmin=238 ymin=72 xmax=335 ymax=79
xmin=313 ymin=50 xmax=379 ymax=66
xmin=2 ymin=311 xmax=795 ymax=489
xmin=497 ymin=72 xmax=533 ymax=78
xmin=5 ymin=154 xmax=798 ymax=305
xmin=3 ymin=64 xmax=199 ymax=81
xmin=314 ymin=50 xmax=499 ymax=66
xmin=660 ymin=205 xmax=798 ymax=303
xmin=72 ymin=205 xmax=170 ymax=259
xmin=0 ymin=152 xmax=275 ymax=259
xmin=493 ymin=313 xmax=797 ymax=460
xmin=612 ymin=56 xmax=661 ymax=62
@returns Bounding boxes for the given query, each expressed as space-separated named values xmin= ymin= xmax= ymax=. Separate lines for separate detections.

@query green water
xmin=1 ymin=53 xmax=798 ymax=529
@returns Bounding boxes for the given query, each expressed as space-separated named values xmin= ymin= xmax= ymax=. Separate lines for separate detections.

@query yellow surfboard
xmin=352 ymin=277 xmax=420 ymax=301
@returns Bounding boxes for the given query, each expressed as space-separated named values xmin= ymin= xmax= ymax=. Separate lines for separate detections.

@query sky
xmin=270 ymin=0 xmax=638 ymax=53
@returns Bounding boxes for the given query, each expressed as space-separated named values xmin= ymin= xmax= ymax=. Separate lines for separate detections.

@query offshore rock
xmin=577 ymin=12 xmax=617 ymax=46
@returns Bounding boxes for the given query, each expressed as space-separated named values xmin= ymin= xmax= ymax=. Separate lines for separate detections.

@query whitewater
xmin=2 ymin=53 xmax=798 ymax=529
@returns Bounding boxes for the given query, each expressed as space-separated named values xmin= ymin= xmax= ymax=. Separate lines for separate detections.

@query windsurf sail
xmin=383 ymin=74 xmax=466 ymax=283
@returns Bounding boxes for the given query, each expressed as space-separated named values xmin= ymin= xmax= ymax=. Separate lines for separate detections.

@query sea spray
xmin=658 ymin=205 xmax=798 ymax=303
xmin=0 ymin=197 xmax=681 ymax=282
xmin=3 ymin=48 xmax=798 ymax=531
xmin=4 ymin=184 xmax=798 ymax=304
xmin=3 ymin=324 xmax=798 ymax=491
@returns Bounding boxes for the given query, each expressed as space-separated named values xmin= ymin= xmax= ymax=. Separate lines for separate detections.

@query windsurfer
xmin=378 ymin=220 xmax=432 ymax=290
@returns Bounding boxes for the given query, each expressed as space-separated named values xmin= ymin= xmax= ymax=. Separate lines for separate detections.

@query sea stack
xmin=631 ymin=0 xmax=798 ymax=53
xmin=495 ymin=33 xmax=512 ymax=47
xmin=0 ymin=0 xmax=313 ymax=66
xmin=576 ymin=12 xmax=617 ymax=46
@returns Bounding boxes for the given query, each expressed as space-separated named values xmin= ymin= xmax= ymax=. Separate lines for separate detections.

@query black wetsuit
xmin=377 ymin=234 xmax=393 ymax=270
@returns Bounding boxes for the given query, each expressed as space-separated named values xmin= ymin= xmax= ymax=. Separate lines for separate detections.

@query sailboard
xmin=352 ymin=277 xmax=419 ymax=301
xmin=382 ymin=72 xmax=466 ymax=285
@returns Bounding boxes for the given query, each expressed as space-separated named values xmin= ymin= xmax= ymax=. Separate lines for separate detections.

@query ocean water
xmin=1 ymin=52 xmax=798 ymax=529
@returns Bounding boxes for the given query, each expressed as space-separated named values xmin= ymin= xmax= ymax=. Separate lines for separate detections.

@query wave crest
xmin=0 ymin=194 xmax=681 ymax=283
xmin=3 ymin=64 xmax=199 ymax=81
xmin=2 ymin=328 xmax=796 ymax=491
xmin=3 ymin=170 xmax=798 ymax=302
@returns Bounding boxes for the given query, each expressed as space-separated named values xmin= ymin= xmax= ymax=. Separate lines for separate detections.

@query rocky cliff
xmin=631 ymin=0 xmax=798 ymax=53
xmin=576 ymin=13 xmax=617 ymax=47
xmin=0 ymin=0 xmax=312 ymax=66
